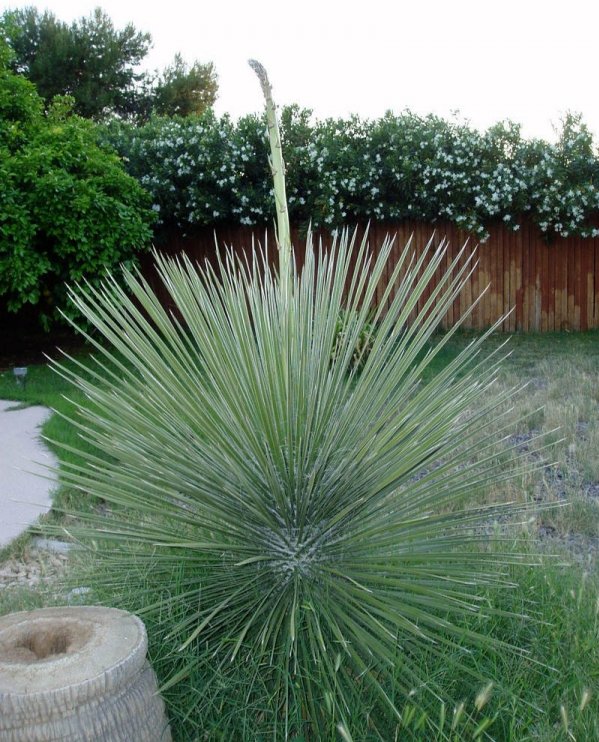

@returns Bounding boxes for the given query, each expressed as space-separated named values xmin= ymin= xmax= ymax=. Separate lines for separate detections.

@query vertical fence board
xmin=504 ymin=231 xmax=511 ymax=329
xmin=518 ymin=225 xmax=530 ymax=332
xmin=557 ymin=236 xmax=568 ymax=330
xmin=442 ymin=233 xmax=452 ymax=328
xmin=543 ymin=240 xmax=550 ymax=331
xmin=538 ymin=229 xmax=544 ymax=329
xmin=493 ymin=226 xmax=501 ymax=329
xmin=574 ymin=238 xmax=582 ymax=331
xmin=546 ymin=239 xmax=554 ymax=331
xmin=592 ymin=241 xmax=598 ymax=327
xmin=532 ymin=225 xmax=540 ymax=331
xmin=508 ymin=228 xmax=515 ymax=330
xmin=457 ymin=229 xmax=467 ymax=324
xmin=580 ymin=239 xmax=589 ymax=331
xmin=494 ymin=227 xmax=502 ymax=328
xmin=512 ymin=228 xmax=521 ymax=331
xmin=463 ymin=232 xmax=474 ymax=329
xmin=566 ymin=239 xmax=575 ymax=330
xmin=489 ymin=229 xmax=495 ymax=326
xmin=596 ymin=240 xmax=599 ymax=327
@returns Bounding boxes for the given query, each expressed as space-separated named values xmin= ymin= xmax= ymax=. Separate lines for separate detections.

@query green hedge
xmin=103 ymin=106 xmax=599 ymax=241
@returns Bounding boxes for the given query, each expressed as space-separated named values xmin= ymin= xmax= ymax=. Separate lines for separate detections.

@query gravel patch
xmin=0 ymin=547 xmax=69 ymax=590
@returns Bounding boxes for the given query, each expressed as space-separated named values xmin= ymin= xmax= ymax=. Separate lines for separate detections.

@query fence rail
xmin=144 ymin=220 xmax=599 ymax=332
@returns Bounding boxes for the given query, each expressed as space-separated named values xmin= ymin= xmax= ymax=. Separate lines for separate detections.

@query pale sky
xmin=3 ymin=0 xmax=599 ymax=143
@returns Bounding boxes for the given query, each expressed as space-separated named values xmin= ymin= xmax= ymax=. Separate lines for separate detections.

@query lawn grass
xmin=1 ymin=330 xmax=599 ymax=739
xmin=0 ymin=350 xmax=93 ymax=469
xmin=72 ymin=544 xmax=599 ymax=741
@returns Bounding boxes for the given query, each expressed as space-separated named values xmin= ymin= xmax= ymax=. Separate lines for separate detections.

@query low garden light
xmin=13 ymin=367 xmax=27 ymax=387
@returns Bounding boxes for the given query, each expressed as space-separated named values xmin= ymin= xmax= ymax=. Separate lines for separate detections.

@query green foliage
xmin=332 ymin=309 xmax=376 ymax=372
xmin=104 ymin=106 xmax=599 ymax=239
xmin=102 ymin=111 xmax=272 ymax=228
xmin=47 ymin=226 xmax=540 ymax=737
xmin=0 ymin=39 xmax=42 ymax=141
xmin=1 ymin=7 xmax=150 ymax=119
xmin=1 ymin=6 xmax=218 ymax=122
xmin=151 ymin=53 xmax=217 ymax=118
xmin=0 ymin=45 xmax=154 ymax=328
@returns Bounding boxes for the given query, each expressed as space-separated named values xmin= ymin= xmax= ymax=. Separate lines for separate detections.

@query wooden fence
xmin=144 ymin=220 xmax=599 ymax=332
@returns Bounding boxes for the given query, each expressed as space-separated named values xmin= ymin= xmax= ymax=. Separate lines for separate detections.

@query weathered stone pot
xmin=0 ymin=606 xmax=171 ymax=741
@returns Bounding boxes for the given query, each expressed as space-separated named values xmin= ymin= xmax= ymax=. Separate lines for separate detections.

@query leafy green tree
xmin=2 ymin=6 xmax=151 ymax=119
xmin=0 ymin=40 xmax=154 ymax=328
xmin=1 ymin=6 xmax=219 ymax=121
xmin=0 ymin=38 xmax=42 ymax=141
xmin=151 ymin=53 xmax=217 ymax=117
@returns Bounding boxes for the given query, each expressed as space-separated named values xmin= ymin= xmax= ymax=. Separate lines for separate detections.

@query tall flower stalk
xmin=49 ymin=63 xmax=540 ymax=739
xmin=248 ymin=59 xmax=291 ymax=257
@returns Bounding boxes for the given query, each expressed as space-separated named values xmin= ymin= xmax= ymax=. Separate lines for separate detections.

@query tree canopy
xmin=1 ymin=6 xmax=217 ymax=120
xmin=151 ymin=54 xmax=217 ymax=118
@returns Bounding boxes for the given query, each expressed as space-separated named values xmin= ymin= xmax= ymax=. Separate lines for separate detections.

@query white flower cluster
xmin=102 ymin=110 xmax=599 ymax=239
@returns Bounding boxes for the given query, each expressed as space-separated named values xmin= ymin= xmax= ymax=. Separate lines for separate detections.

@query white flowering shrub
xmin=104 ymin=112 xmax=272 ymax=229
xmin=103 ymin=110 xmax=599 ymax=239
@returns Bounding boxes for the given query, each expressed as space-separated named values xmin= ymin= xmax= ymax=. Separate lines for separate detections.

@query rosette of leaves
xmin=50 ymin=63 xmax=536 ymax=738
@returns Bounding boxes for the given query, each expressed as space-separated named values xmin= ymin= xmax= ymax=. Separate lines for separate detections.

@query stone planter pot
xmin=0 ymin=606 xmax=171 ymax=741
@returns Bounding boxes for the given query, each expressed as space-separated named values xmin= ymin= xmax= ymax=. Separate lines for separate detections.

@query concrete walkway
xmin=0 ymin=401 xmax=57 ymax=549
